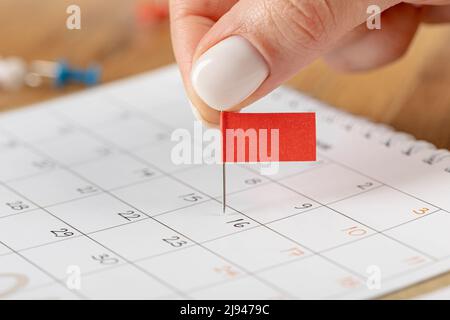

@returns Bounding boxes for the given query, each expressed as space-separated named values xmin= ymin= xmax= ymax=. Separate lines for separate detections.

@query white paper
xmin=0 ymin=65 xmax=449 ymax=300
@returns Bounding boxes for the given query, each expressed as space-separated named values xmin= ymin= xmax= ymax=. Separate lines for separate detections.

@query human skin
xmin=169 ymin=0 xmax=450 ymax=125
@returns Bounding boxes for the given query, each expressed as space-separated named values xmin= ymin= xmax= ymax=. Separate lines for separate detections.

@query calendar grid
xmin=0 ymin=182 xmax=190 ymax=299
xmin=1 ymin=185 xmax=445 ymax=300
xmin=0 ymin=133 xmax=194 ymax=299
xmin=2 ymin=167 xmax=56 ymax=184
xmin=1 ymin=68 xmax=449 ymax=299
xmin=321 ymin=183 xmax=385 ymax=206
xmin=0 ymin=122 xmax=297 ymax=299
xmin=0 ymin=122 xmax=440 ymax=299
xmin=2 ymin=212 xmax=443 ymax=300
xmin=103 ymin=95 xmax=176 ymax=132
xmin=378 ymin=210 xmax=442 ymax=234
xmin=331 ymin=255 xmax=450 ymax=300
xmin=0 ymin=238 xmax=87 ymax=299
xmin=0 ymin=112 xmax=431 ymax=297
xmin=241 ymin=161 xmax=439 ymax=262
xmin=47 ymin=100 xmax=373 ymax=294
xmin=2 ymin=192 xmax=445 ymax=283
xmin=42 ymin=113 xmax=301 ymax=299
xmin=319 ymin=154 xmax=450 ymax=216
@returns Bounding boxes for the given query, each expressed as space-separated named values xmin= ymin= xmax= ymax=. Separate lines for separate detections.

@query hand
xmin=170 ymin=0 xmax=450 ymax=125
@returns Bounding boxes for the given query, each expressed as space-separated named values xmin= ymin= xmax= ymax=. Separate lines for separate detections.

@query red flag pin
xmin=220 ymin=112 xmax=316 ymax=213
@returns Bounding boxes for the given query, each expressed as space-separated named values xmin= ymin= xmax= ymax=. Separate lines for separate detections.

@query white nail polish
xmin=191 ymin=35 xmax=269 ymax=111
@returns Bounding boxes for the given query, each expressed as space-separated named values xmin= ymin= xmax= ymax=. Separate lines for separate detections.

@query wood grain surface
xmin=1 ymin=0 xmax=449 ymax=299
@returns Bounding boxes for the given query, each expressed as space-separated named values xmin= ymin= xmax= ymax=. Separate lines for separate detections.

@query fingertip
xmin=190 ymin=35 xmax=269 ymax=111
xmin=188 ymin=98 xmax=220 ymax=128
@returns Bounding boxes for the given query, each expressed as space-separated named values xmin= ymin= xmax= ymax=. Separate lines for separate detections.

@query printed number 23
xmin=163 ymin=236 xmax=188 ymax=248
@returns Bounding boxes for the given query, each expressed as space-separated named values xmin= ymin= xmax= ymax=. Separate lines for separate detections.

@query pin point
xmin=28 ymin=60 xmax=101 ymax=88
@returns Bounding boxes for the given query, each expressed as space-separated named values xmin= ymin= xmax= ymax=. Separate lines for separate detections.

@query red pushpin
xmin=220 ymin=112 xmax=316 ymax=212
xmin=136 ymin=0 xmax=169 ymax=26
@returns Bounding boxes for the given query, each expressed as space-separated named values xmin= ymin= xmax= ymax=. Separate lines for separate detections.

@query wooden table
xmin=1 ymin=0 xmax=449 ymax=299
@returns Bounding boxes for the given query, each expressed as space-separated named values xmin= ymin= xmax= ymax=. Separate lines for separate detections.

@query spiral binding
xmin=272 ymin=88 xmax=450 ymax=173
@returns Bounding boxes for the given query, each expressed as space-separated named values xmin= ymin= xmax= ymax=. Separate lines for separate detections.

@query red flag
xmin=220 ymin=112 xmax=316 ymax=163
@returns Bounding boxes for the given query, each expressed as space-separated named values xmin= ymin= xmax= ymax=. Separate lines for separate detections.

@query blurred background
xmin=0 ymin=0 xmax=449 ymax=148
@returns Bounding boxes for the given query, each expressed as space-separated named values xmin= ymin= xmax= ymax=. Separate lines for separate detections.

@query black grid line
xmin=0 ymin=239 xmax=87 ymax=299
xmin=0 ymin=118 xmax=294 ymax=299
xmin=0 ymin=133 xmax=191 ymax=299
xmin=0 ymin=75 xmax=449 ymax=300
xmin=242 ymin=162 xmax=439 ymax=263
xmin=47 ymin=109 xmax=370 ymax=295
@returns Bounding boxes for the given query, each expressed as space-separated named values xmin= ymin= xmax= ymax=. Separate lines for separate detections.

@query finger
xmin=324 ymin=3 xmax=421 ymax=72
xmin=421 ymin=5 xmax=450 ymax=22
xmin=405 ymin=0 xmax=450 ymax=22
xmin=189 ymin=0 xmax=401 ymax=124
xmin=406 ymin=0 xmax=450 ymax=5
xmin=169 ymin=0 xmax=238 ymax=124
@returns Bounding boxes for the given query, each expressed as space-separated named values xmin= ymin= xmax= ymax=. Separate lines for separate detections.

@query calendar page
xmin=0 ymin=65 xmax=449 ymax=300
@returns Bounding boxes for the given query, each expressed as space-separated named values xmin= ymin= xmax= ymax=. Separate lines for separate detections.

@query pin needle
xmin=222 ymin=162 xmax=226 ymax=214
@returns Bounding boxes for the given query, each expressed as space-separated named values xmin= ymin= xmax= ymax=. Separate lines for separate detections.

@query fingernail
xmin=191 ymin=35 xmax=269 ymax=111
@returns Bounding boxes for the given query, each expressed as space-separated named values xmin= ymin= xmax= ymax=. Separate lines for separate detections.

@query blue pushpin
xmin=54 ymin=61 xmax=101 ymax=87
xmin=28 ymin=60 xmax=101 ymax=88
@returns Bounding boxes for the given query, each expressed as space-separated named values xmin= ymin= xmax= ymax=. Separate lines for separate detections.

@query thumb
xmin=189 ymin=0 xmax=400 ymax=123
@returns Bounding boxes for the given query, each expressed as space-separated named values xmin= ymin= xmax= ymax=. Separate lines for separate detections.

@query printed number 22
xmin=51 ymin=228 xmax=74 ymax=238
xmin=118 ymin=210 xmax=141 ymax=221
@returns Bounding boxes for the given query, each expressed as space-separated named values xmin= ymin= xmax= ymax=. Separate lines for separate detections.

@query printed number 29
xmin=357 ymin=182 xmax=374 ymax=190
